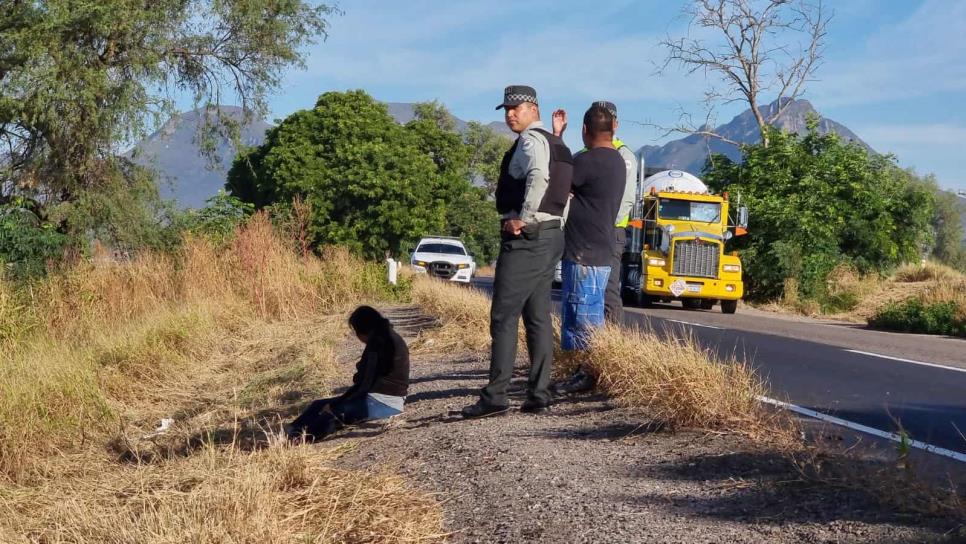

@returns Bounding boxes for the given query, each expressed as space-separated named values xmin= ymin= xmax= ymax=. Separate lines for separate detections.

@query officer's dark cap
xmin=593 ymin=100 xmax=618 ymax=117
xmin=496 ymin=85 xmax=538 ymax=110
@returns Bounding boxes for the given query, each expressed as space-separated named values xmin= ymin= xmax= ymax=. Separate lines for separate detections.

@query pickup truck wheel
xmin=721 ymin=300 xmax=738 ymax=314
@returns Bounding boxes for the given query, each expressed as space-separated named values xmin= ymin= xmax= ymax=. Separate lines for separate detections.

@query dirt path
xmin=325 ymin=308 xmax=956 ymax=544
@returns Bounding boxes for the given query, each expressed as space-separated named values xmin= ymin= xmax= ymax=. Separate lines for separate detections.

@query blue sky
xmin=265 ymin=0 xmax=966 ymax=192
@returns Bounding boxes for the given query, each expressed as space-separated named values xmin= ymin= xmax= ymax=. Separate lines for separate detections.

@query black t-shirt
xmin=563 ymin=147 xmax=626 ymax=266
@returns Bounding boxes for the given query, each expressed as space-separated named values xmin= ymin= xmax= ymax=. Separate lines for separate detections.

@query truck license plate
xmin=686 ymin=285 xmax=702 ymax=293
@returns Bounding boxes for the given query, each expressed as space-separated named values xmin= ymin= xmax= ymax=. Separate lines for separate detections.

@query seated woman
xmin=287 ymin=306 xmax=409 ymax=441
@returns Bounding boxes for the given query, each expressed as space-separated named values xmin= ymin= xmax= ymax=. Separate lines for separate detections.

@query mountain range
xmin=125 ymin=106 xmax=272 ymax=209
xmin=638 ymin=98 xmax=869 ymax=174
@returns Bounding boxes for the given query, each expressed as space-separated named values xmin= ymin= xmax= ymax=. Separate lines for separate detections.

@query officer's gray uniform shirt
xmin=615 ymin=145 xmax=638 ymax=226
xmin=504 ymin=120 xmax=561 ymax=225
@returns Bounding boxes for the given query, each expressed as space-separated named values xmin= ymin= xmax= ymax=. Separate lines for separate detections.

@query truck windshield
xmin=416 ymin=243 xmax=465 ymax=255
xmin=658 ymin=199 xmax=721 ymax=223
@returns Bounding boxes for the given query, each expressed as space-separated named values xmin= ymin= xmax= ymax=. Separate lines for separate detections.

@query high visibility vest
xmin=613 ymin=138 xmax=633 ymax=228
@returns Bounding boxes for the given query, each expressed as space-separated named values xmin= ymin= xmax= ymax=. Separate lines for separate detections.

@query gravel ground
xmin=324 ymin=309 xmax=960 ymax=544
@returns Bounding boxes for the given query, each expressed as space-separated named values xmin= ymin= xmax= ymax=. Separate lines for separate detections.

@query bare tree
xmin=661 ymin=0 xmax=830 ymax=147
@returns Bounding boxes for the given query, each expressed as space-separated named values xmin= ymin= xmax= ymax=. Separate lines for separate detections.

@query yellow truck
xmin=621 ymin=170 xmax=748 ymax=314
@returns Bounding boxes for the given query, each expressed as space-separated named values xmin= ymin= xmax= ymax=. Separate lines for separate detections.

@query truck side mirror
xmin=738 ymin=206 xmax=749 ymax=229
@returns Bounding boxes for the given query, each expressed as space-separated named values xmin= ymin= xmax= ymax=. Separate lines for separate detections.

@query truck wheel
xmin=700 ymin=299 xmax=715 ymax=310
xmin=682 ymin=299 xmax=702 ymax=310
xmin=721 ymin=300 xmax=738 ymax=314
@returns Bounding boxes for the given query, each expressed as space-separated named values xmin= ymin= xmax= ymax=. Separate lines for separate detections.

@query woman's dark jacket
xmin=339 ymin=328 xmax=409 ymax=402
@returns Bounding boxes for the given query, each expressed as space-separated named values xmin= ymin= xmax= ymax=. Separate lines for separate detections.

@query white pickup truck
xmin=410 ymin=236 xmax=476 ymax=283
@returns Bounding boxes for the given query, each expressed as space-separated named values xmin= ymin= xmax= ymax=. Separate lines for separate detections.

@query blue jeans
xmin=561 ymin=260 xmax=610 ymax=351
xmin=365 ymin=396 xmax=403 ymax=420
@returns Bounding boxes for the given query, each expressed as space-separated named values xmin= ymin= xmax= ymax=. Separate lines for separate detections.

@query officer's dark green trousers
xmin=481 ymin=222 xmax=563 ymax=406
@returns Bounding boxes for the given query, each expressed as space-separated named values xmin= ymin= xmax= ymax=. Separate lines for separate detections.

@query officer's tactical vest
xmin=495 ymin=128 xmax=573 ymax=217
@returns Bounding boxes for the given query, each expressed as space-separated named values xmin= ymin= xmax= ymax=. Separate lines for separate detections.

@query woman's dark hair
xmin=348 ymin=305 xmax=391 ymax=337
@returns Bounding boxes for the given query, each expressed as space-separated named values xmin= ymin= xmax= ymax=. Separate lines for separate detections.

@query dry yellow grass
xmin=583 ymin=325 xmax=766 ymax=431
xmin=410 ymin=275 xmax=493 ymax=353
xmin=0 ymin=214 xmax=443 ymax=542
xmin=1 ymin=439 xmax=443 ymax=544
xmin=412 ymin=275 xmax=766 ymax=432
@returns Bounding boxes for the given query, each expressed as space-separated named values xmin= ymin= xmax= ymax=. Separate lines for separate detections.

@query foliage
xmin=869 ymin=299 xmax=964 ymax=337
xmin=178 ymin=191 xmax=255 ymax=245
xmin=464 ymin=121 xmax=507 ymax=196
xmin=228 ymin=91 xmax=502 ymax=263
xmin=703 ymin=120 xmax=936 ymax=301
xmin=1 ymin=0 xmax=335 ymax=196
xmin=0 ymin=0 xmax=336 ymax=264
xmin=929 ymin=185 xmax=966 ymax=270
xmin=0 ymin=202 xmax=68 ymax=279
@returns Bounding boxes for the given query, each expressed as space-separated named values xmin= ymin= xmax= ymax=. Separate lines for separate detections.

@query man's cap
xmin=496 ymin=85 xmax=538 ymax=110
xmin=593 ymin=100 xmax=617 ymax=117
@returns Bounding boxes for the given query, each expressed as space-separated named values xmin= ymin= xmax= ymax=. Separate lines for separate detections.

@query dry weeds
xmin=583 ymin=325 xmax=767 ymax=432
xmin=0 ymin=215 xmax=443 ymax=542
xmin=412 ymin=276 xmax=767 ymax=433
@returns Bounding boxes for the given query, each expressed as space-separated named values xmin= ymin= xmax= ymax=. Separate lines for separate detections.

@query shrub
xmin=869 ymin=299 xmax=965 ymax=337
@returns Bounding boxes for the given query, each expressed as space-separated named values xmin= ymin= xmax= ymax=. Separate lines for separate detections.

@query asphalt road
xmin=470 ymin=276 xmax=966 ymax=459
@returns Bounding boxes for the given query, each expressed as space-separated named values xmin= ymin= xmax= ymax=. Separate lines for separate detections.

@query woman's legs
xmin=289 ymin=396 xmax=369 ymax=441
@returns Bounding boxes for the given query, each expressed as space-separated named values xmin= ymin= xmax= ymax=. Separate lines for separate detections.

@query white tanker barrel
xmin=641 ymin=170 xmax=709 ymax=194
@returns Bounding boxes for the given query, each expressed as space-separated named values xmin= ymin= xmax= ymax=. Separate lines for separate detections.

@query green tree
xmin=0 ymin=0 xmax=335 ymax=245
xmin=227 ymin=90 xmax=447 ymax=258
xmin=464 ymin=121 xmax=507 ymax=197
xmin=929 ymin=184 xmax=966 ymax=270
xmin=228 ymin=92 xmax=503 ymax=262
xmin=703 ymin=121 xmax=936 ymax=301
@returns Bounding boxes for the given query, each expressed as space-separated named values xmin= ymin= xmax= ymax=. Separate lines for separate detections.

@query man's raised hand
xmin=552 ymin=109 xmax=568 ymax=137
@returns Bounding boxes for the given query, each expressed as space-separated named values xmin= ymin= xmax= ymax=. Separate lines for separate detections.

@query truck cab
xmin=622 ymin=170 xmax=748 ymax=314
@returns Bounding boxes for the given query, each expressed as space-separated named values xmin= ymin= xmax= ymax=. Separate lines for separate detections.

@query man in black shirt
xmin=559 ymin=105 xmax=626 ymax=353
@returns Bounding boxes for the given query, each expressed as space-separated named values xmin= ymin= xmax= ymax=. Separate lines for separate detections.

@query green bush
xmin=703 ymin=119 xmax=936 ymax=302
xmin=869 ymin=299 xmax=965 ymax=337
xmin=0 ymin=204 xmax=69 ymax=279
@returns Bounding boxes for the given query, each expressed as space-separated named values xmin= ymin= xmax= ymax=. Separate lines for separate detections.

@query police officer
xmin=462 ymin=85 xmax=572 ymax=418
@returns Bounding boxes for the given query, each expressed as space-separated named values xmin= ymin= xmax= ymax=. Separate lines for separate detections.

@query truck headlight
xmin=647 ymin=257 xmax=666 ymax=267
xmin=457 ymin=263 xmax=470 ymax=269
xmin=725 ymin=284 xmax=735 ymax=292
xmin=414 ymin=261 xmax=427 ymax=268
xmin=723 ymin=264 xmax=741 ymax=273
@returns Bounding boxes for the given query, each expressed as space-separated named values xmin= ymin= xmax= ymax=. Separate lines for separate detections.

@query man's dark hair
xmin=583 ymin=105 xmax=614 ymax=137
xmin=349 ymin=305 xmax=391 ymax=336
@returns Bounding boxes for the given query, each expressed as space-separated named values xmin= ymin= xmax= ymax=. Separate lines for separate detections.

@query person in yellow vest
xmin=552 ymin=100 xmax=637 ymax=394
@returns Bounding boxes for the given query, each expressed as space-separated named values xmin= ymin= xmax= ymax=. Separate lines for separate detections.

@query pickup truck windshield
xmin=658 ymin=199 xmax=721 ymax=223
xmin=416 ymin=243 xmax=466 ymax=255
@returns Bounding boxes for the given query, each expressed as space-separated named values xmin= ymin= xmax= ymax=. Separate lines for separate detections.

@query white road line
xmin=844 ymin=349 xmax=966 ymax=374
xmin=757 ymin=396 xmax=966 ymax=464
xmin=663 ymin=319 xmax=724 ymax=330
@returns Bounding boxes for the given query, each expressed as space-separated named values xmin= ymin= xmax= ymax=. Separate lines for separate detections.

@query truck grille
xmin=672 ymin=240 xmax=719 ymax=278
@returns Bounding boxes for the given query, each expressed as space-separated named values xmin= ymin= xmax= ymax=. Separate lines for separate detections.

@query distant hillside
xmin=125 ymin=106 xmax=272 ymax=209
xmin=638 ymin=98 xmax=870 ymax=175
xmin=126 ymin=102 xmax=513 ymax=208
xmin=385 ymin=102 xmax=515 ymax=138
